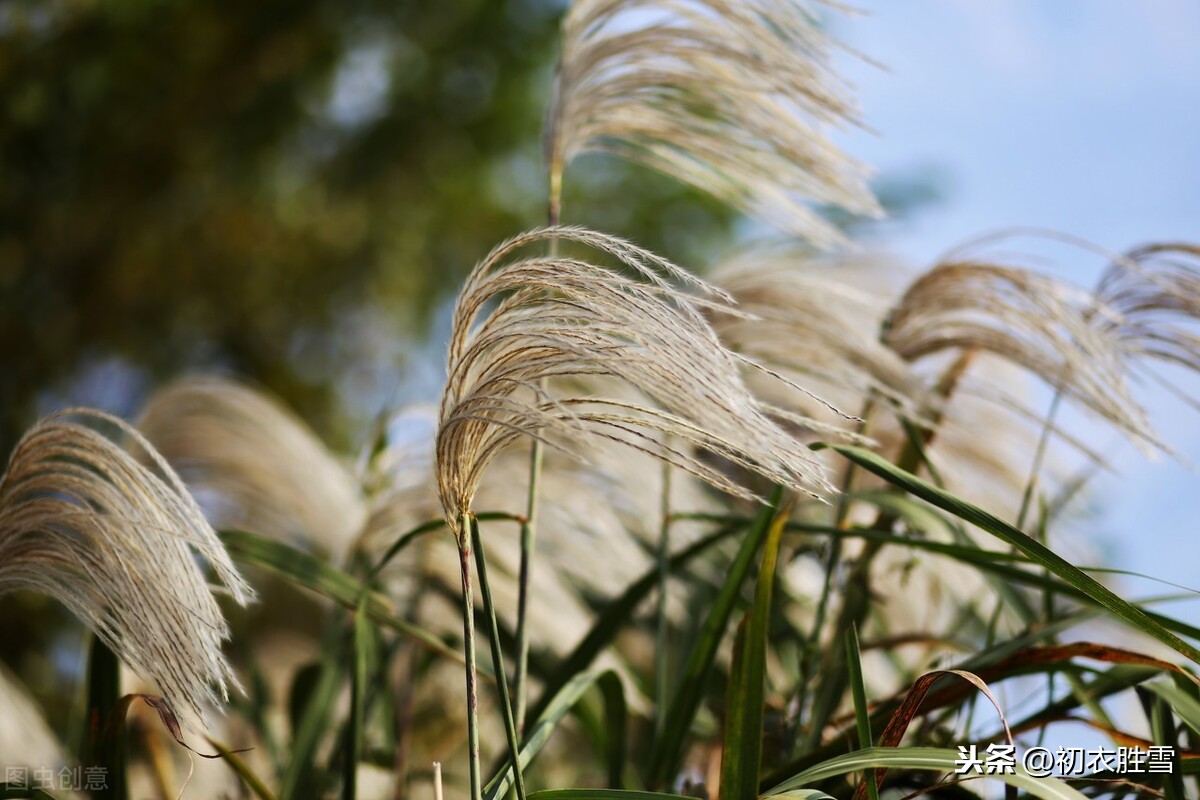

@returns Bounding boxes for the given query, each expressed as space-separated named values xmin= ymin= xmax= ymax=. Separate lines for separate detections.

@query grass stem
xmin=470 ymin=515 xmax=528 ymax=800
xmin=515 ymin=439 xmax=543 ymax=736
xmin=654 ymin=460 xmax=672 ymax=741
xmin=456 ymin=513 xmax=483 ymax=800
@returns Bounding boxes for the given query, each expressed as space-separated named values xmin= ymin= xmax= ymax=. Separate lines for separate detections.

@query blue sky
xmin=829 ymin=2 xmax=1200 ymax=607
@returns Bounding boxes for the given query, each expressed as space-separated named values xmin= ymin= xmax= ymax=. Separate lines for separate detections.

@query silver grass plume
xmin=883 ymin=258 xmax=1161 ymax=450
xmin=1097 ymin=243 xmax=1200 ymax=396
xmin=547 ymin=0 xmax=880 ymax=247
xmin=0 ymin=410 xmax=254 ymax=727
xmin=436 ymin=225 xmax=838 ymax=529
xmin=711 ymin=248 xmax=923 ymax=414
xmin=138 ymin=376 xmax=368 ymax=561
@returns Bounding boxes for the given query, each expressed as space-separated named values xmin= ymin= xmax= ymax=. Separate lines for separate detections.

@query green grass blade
xmin=485 ymin=670 xmax=624 ymax=800
xmin=844 ymin=625 xmax=878 ymax=800
xmin=649 ymin=488 xmax=782 ymax=789
xmin=597 ymin=671 xmax=629 ymax=788
xmin=342 ymin=597 xmax=372 ymax=800
xmin=767 ymin=747 xmax=1087 ymax=799
xmin=1146 ymin=690 xmax=1186 ymax=800
xmin=207 ymin=737 xmax=279 ymax=800
xmin=720 ymin=505 xmax=786 ymax=800
xmin=1144 ymin=678 xmax=1200 ymax=735
xmin=526 ymin=521 xmax=744 ymax=726
xmin=222 ymin=530 xmax=472 ymax=670
xmin=471 ymin=517 xmax=527 ymax=800
xmin=821 ymin=445 xmax=1200 ymax=665
xmin=281 ymin=644 xmax=343 ymax=799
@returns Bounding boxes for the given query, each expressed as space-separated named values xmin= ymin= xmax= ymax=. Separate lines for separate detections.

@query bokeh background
xmin=1 ymin=0 xmax=1197 ymax=751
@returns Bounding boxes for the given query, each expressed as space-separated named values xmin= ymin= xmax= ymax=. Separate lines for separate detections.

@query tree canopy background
xmin=1 ymin=0 xmax=794 ymax=457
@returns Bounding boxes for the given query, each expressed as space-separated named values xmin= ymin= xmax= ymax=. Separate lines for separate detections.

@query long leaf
xmin=207 ymin=737 xmax=279 ymax=800
xmin=222 ymin=530 xmax=470 ymax=670
xmin=767 ymin=747 xmax=1087 ymax=799
xmin=527 ymin=520 xmax=744 ymax=725
xmin=342 ymin=597 xmax=372 ymax=800
xmin=650 ymin=487 xmax=782 ymax=789
xmin=845 ymin=626 xmax=878 ymax=800
xmin=721 ymin=505 xmax=787 ymax=799
xmin=485 ymin=670 xmax=624 ymax=800
xmin=822 ymin=445 xmax=1200 ymax=665
xmin=1144 ymin=678 xmax=1200 ymax=736
xmin=472 ymin=517 xmax=527 ymax=800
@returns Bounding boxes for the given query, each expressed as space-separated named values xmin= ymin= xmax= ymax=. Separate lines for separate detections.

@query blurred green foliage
xmin=0 ymin=0 xmax=745 ymax=456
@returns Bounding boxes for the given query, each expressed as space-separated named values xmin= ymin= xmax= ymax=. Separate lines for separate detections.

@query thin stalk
xmin=470 ymin=515 xmax=528 ymax=800
xmin=1015 ymin=391 xmax=1063 ymax=532
xmin=513 ymin=159 xmax=563 ymax=734
xmin=803 ymin=349 xmax=975 ymax=753
xmin=654 ymin=460 xmax=672 ymax=741
xmin=514 ymin=440 xmax=543 ymax=736
xmin=456 ymin=512 xmax=483 ymax=800
xmin=795 ymin=397 xmax=875 ymax=750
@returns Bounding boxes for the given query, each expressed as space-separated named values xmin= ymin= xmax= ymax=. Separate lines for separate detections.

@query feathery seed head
xmin=0 ymin=409 xmax=254 ymax=729
xmin=711 ymin=248 xmax=924 ymax=415
xmin=436 ymin=226 xmax=838 ymax=531
xmin=548 ymin=0 xmax=880 ymax=247
xmin=1097 ymin=243 xmax=1200 ymax=376
xmin=883 ymin=257 xmax=1160 ymax=450
xmin=138 ymin=376 xmax=368 ymax=561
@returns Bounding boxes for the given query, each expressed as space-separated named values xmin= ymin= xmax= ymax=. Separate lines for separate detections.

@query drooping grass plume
xmin=0 ymin=410 xmax=254 ymax=728
xmin=1097 ymin=243 xmax=1200 ymax=393
xmin=883 ymin=258 xmax=1161 ymax=450
xmin=436 ymin=225 xmax=842 ymax=528
xmin=547 ymin=0 xmax=880 ymax=246
xmin=138 ymin=376 xmax=367 ymax=561
xmin=711 ymin=248 xmax=923 ymax=414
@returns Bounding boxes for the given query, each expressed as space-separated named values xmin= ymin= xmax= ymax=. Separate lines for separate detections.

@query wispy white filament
xmin=548 ymin=0 xmax=880 ymax=247
xmin=0 ymin=410 xmax=254 ymax=727
xmin=436 ymin=225 xmax=839 ymax=529
xmin=138 ymin=376 xmax=367 ymax=561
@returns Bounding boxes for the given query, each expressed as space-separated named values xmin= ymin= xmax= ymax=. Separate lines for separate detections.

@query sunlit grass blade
xmin=650 ymin=487 xmax=782 ymax=790
xmin=527 ymin=521 xmax=743 ymax=726
xmin=485 ymin=670 xmax=624 ymax=800
xmin=821 ymin=444 xmax=1200 ymax=665
xmin=721 ymin=505 xmax=786 ymax=800
xmin=767 ymin=747 xmax=1087 ymax=799
xmin=207 ymin=737 xmax=279 ymax=800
